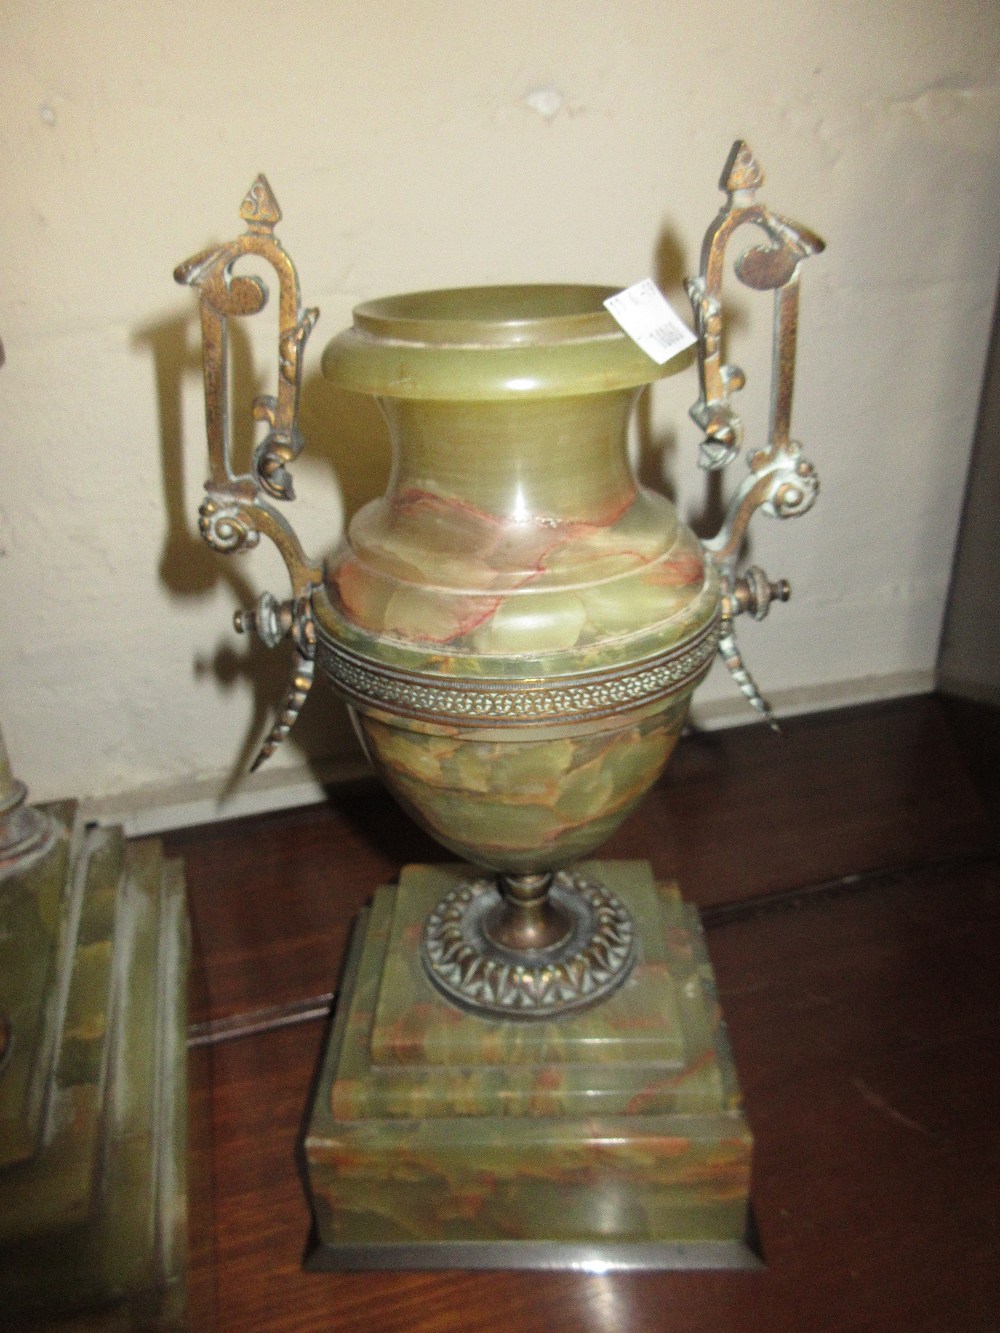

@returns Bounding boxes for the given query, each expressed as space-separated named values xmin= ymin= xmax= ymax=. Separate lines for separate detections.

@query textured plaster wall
xmin=1 ymin=1 xmax=998 ymax=823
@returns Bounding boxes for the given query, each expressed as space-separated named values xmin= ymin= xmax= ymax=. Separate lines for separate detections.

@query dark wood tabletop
xmin=165 ymin=693 xmax=1000 ymax=1332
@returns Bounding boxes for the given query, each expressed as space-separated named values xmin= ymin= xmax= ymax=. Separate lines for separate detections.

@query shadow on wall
xmin=133 ymin=304 xmax=391 ymax=799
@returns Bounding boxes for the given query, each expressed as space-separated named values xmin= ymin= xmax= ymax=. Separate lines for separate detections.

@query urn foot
xmin=420 ymin=869 xmax=638 ymax=1019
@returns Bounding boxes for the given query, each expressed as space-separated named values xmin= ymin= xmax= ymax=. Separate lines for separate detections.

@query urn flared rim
xmin=353 ymin=284 xmax=622 ymax=346
xmin=322 ymin=283 xmax=687 ymax=401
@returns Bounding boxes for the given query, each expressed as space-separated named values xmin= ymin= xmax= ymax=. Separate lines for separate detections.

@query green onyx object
xmin=0 ymin=805 xmax=189 ymax=1326
xmin=316 ymin=287 xmax=718 ymax=866
xmin=176 ymin=141 xmax=823 ymax=1267
xmin=177 ymin=145 xmax=822 ymax=1019
xmin=313 ymin=288 xmax=718 ymax=1011
xmin=303 ymin=865 xmax=754 ymax=1267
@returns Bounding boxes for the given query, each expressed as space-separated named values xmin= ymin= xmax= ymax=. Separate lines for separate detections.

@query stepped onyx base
xmin=303 ymin=862 xmax=758 ymax=1271
xmin=0 ymin=805 xmax=189 ymax=1330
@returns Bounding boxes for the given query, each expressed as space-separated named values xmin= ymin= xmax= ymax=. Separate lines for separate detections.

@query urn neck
xmin=379 ymin=391 xmax=638 ymax=524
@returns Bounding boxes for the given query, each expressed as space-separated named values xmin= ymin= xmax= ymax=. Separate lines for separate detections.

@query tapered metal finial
xmin=240 ymin=174 xmax=282 ymax=232
xmin=721 ymin=140 xmax=764 ymax=196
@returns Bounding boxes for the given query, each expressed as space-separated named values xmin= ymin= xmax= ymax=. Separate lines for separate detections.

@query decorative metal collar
xmin=314 ymin=616 xmax=719 ymax=728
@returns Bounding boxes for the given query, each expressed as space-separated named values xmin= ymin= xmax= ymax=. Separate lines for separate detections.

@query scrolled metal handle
xmin=175 ymin=176 xmax=322 ymax=768
xmin=688 ymin=141 xmax=824 ymax=726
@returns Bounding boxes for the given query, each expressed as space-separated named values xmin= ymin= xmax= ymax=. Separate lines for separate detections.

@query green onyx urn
xmin=316 ymin=283 xmax=720 ymax=1015
xmin=176 ymin=140 xmax=823 ymax=1266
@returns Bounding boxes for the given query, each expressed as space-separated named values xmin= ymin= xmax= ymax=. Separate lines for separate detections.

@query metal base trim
xmin=304 ymin=1212 xmax=762 ymax=1272
xmin=420 ymin=869 xmax=637 ymax=1019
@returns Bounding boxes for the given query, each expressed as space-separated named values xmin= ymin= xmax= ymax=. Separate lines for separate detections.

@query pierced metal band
xmin=421 ymin=871 xmax=637 ymax=1019
xmin=315 ymin=617 xmax=718 ymax=728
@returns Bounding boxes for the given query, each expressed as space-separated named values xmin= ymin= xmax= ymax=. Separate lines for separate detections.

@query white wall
xmin=2 ymin=0 xmax=998 ymax=829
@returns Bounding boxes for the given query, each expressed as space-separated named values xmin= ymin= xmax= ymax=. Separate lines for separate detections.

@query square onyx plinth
xmin=0 ymin=818 xmax=189 ymax=1326
xmin=304 ymin=862 xmax=757 ymax=1271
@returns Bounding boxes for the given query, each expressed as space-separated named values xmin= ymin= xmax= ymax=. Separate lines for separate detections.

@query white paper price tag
xmin=603 ymin=279 xmax=697 ymax=365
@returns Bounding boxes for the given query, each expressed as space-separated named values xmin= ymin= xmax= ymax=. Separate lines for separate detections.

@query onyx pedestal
xmin=0 ymin=805 xmax=189 ymax=1330
xmin=303 ymin=861 xmax=757 ymax=1270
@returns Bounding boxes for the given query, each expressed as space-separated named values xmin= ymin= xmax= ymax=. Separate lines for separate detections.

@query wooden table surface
xmin=165 ymin=694 xmax=1000 ymax=1332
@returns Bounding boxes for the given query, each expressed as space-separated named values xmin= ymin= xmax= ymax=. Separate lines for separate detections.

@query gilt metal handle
xmin=687 ymin=141 xmax=825 ymax=728
xmin=175 ymin=176 xmax=322 ymax=769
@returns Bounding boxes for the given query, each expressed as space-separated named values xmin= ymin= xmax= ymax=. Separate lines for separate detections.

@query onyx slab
xmin=304 ymin=862 xmax=755 ymax=1269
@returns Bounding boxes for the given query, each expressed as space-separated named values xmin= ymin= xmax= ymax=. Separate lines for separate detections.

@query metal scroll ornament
xmin=175 ymin=144 xmax=824 ymax=1019
xmin=174 ymin=175 xmax=321 ymax=771
xmin=686 ymin=140 xmax=825 ymax=727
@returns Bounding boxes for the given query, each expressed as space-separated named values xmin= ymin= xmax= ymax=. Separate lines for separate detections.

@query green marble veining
xmin=331 ymin=885 xmax=728 ymax=1121
xmin=318 ymin=469 xmax=717 ymax=680
xmin=155 ymin=856 xmax=191 ymax=1328
xmin=370 ymin=862 xmax=684 ymax=1068
xmin=355 ymin=700 xmax=689 ymax=873
xmin=0 ymin=801 xmax=75 ymax=1171
xmin=1 ymin=837 xmax=190 ymax=1327
xmin=305 ymin=865 xmax=751 ymax=1250
xmin=316 ymin=286 xmax=720 ymax=883
xmin=0 ymin=824 xmax=123 ymax=1245
xmin=318 ymin=290 xmax=717 ymax=678
xmin=308 ymin=290 xmax=750 ymax=1254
